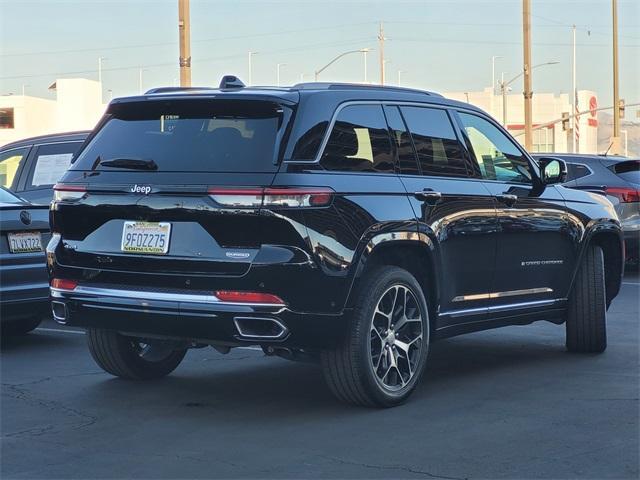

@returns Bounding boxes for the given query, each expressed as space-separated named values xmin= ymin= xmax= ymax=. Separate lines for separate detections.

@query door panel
xmin=388 ymin=105 xmax=498 ymax=321
xmin=456 ymin=110 xmax=572 ymax=309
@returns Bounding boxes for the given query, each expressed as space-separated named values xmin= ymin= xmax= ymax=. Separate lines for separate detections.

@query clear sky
xmin=0 ymin=0 xmax=638 ymax=114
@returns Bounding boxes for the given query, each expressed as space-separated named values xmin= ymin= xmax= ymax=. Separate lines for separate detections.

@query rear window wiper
xmin=98 ymin=157 xmax=158 ymax=170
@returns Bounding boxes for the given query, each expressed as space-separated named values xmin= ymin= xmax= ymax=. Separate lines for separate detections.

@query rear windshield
xmin=72 ymin=99 xmax=287 ymax=173
xmin=610 ymin=160 xmax=640 ymax=184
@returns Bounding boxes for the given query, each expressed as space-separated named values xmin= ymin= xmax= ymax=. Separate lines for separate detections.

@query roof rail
xmin=144 ymin=86 xmax=217 ymax=94
xmin=291 ymin=82 xmax=443 ymax=97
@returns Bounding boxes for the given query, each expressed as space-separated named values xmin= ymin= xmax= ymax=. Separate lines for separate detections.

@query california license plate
xmin=121 ymin=221 xmax=171 ymax=255
xmin=8 ymin=231 xmax=43 ymax=253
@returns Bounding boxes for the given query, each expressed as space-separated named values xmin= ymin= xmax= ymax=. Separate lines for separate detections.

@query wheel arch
xmin=571 ymin=222 xmax=624 ymax=307
xmin=346 ymin=233 xmax=440 ymax=330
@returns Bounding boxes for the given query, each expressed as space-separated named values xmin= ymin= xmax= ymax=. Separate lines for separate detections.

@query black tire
xmin=566 ymin=245 xmax=607 ymax=353
xmin=87 ymin=328 xmax=187 ymax=379
xmin=2 ymin=315 xmax=42 ymax=336
xmin=321 ymin=266 xmax=430 ymax=408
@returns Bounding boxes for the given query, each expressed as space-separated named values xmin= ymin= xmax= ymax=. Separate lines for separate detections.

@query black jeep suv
xmin=48 ymin=78 xmax=624 ymax=407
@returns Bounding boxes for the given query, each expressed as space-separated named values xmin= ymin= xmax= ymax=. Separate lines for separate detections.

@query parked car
xmin=48 ymin=78 xmax=624 ymax=407
xmin=0 ymin=131 xmax=89 ymax=205
xmin=533 ymin=153 xmax=639 ymax=265
xmin=0 ymin=187 xmax=50 ymax=335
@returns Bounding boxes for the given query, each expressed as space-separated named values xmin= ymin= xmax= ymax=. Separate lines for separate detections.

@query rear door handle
xmin=496 ymin=193 xmax=518 ymax=206
xmin=413 ymin=190 xmax=442 ymax=205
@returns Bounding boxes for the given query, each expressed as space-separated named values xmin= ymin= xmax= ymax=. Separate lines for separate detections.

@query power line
xmin=0 ymin=22 xmax=378 ymax=58
xmin=0 ymin=38 xmax=372 ymax=81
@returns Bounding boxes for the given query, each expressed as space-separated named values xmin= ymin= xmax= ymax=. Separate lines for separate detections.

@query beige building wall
xmin=0 ymin=78 xmax=106 ymax=147
xmin=445 ymin=88 xmax=598 ymax=154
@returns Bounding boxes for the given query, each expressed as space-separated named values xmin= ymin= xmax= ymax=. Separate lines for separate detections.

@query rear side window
xmin=72 ymin=100 xmax=286 ymax=173
xmin=400 ymin=106 xmax=469 ymax=178
xmin=27 ymin=142 xmax=83 ymax=189
xmin=565 ymin=163 xmax=591 ymax=182
xmin=320 ymin=105 xmax=394 ymax=173
xmin=610 ymin=160 xmax=640 ymax=184
xmin=0 ymin=146 xmax=30 ymax=189
xmin=384 ymin=105 xmax=419 ymax=175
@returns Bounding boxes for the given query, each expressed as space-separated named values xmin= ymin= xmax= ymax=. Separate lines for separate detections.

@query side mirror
xmin=537 ymin=157 xmax=567 ymax=185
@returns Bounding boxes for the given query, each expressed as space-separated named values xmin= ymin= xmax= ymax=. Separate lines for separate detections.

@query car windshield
xmin=71 ymin=99 xmax=287 ymax=173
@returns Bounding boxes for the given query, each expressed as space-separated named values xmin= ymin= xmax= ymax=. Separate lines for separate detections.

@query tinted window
xmin=72 ymin=100 xmax=286 ymax=173
xmin=27 ymin=142 xmax=82 ymax=189
xmin=384 ymin=105 xmax=419 ymax=175
xmin=611 ymin=160 xmax=640 ymax=184
xmin=565 ymin=163 xmax=591 ymax=182
xmin=321 ymin=105 xmax=394 ymax=173
xmin=459 ymin=112 xmax=532 ymax=184
xmin=0 ymin=146 xmax=30 ymax=189
xmin=0 ymin=187 xmax=20 ymax=203
xmin=400 ymin=106 xmax=469 ymax=178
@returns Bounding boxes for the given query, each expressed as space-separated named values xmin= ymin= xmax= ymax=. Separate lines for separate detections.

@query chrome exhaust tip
xmin=51 ymin=301 xmax=68 ymax=324
xmin=233 ymin=317 xmax=288 ymax=340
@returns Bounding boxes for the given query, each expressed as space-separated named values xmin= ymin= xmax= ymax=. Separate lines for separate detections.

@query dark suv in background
xmin=0 ymin=131 xmax=89 ymax=205
xmin=48 ymin=78 xmax=623 ymax=407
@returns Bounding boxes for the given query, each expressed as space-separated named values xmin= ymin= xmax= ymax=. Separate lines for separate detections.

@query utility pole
xmin=98 ymin=57 xmax=106 ymax=84
xmin=522 ymin=0 xmax=533 ymax=150
xmin=398 ymin=70 xmax=404 ymax=86
xmin=572 ymin=25 xmax=577 ymax=153
xmin=139 ymin=68 xmax=144 ymax=94
xmin=611 ymin=0 xmax=622 ymax=154
xmin=378 ymin=21 xmax=386 ymax=85
xmin=178 ymin=0 xmax=191 ymax=87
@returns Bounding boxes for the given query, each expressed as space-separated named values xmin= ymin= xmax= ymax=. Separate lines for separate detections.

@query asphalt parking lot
xmin=2 ymin=273 xmax=638 ymax=479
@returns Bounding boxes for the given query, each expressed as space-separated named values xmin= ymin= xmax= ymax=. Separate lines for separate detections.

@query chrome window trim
xmin=284 ymin=100 xmax=451 ymax=165
xmin=50 ymin=285 xmax=287 ymax=308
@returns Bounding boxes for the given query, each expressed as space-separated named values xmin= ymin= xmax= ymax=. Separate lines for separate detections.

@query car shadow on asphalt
xmin=1 ymin=330 xmax=71 ymax=352
xmin=73 ymin=328 xmax=575 ymax=419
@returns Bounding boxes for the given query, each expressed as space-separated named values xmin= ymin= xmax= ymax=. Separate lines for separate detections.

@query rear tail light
xmin=214 ymin=290 xmax=285 ymax=305
xmin=606 ymin=187 xmax=640 ymax=203
xmin=53 ymin=184 xmax=87 ymax=201
xmin=208 ymin=187 xmax=333 ymax=208
xmin=51 ymin=278 xmax=78 ymax=291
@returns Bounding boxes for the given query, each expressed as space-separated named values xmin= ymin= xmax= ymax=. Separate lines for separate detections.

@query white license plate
xmin=8 ymin=231 xmax=43 ymax=253
xmin=121 ymin=221 xmax=171 ymax=255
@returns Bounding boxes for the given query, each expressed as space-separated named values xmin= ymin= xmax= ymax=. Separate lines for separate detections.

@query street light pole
xmin=314 ymin=48 xmax=371 ymax=81
xmin=499 ymin=61 xmax=559 ymax=130
xmin=522 ymin=0 xmax=533 ymax=150
xmin=276 ymin=63 xmax=286 ymax=86
xmin=397 ymin=70 xmax=405 ymax=86
xmin=572 ymin=25 xmax=577 ymax=153
xmin=248 ymin=51 xmax=258 ymax=85
xmin=491 ymin=55 xmax=502 ymax=94
xmin=363 ymin=49 xmax=368 ymax=83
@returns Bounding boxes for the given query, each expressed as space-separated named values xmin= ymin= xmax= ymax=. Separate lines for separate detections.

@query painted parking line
xmin=34 ymin=327 xmax=263 ymax=351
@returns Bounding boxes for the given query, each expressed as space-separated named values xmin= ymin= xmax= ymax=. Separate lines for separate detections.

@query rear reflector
xmin=606 ymin=187 xmax=640 ymax=203
xmin=214 ymin=290 xmax=285 ymax=305
xmin=53 ymin=184 xmax=87 ymax=201
xmin=208 ymin=187 xmax=333 ymax=208
xmin=51 ymin=278 xmax=78 ymax=291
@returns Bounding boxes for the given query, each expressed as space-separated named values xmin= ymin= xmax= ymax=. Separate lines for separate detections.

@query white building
xmin=445 ymin=88 xmax=599 ymax=154
xmin=0 ymin=78 xmax=106 ymax=147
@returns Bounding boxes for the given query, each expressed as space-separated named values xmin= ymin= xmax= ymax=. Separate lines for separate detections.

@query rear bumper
xmin=1 ymin=281 xmax=49 ymax=322
xmin=50 ymin=284 xmax=348 ymax=349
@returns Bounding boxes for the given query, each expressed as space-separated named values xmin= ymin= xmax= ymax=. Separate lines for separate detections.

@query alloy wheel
xmin=369 ymin=285 xmax=424 ymax=392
